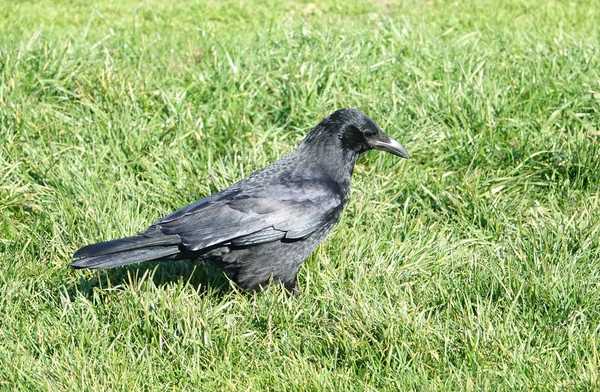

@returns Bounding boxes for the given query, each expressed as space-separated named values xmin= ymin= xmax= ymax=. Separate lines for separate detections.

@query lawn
xmin=1 ymin=0 xmax=599 ymax=390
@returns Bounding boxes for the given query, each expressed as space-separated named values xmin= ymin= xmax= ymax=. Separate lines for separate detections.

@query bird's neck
xmin=296 ymin=141 xmax=359 ymax=193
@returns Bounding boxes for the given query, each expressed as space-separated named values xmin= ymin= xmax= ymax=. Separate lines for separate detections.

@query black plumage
xmin=72 ymin=108 xmax=409 ymax=293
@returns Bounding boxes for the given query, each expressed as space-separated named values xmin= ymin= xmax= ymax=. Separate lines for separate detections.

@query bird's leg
xmin=284 ymin=277 xmax=300 ymax=298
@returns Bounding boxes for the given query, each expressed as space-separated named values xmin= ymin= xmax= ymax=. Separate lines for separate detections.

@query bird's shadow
xmin=67 ymin=261 xmax=237 ymax=303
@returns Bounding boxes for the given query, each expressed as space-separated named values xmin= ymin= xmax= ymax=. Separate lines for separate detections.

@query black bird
xmin=72 ymin=108 xmax=409 ymax=293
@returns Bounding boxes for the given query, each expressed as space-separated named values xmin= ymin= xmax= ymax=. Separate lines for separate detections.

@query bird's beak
xmin=370 ymin=133 xmax=410 ymax=159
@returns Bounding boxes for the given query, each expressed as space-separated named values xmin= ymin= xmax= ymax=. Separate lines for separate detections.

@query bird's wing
xmin=154 ymin=180 xmax=343 ymax=251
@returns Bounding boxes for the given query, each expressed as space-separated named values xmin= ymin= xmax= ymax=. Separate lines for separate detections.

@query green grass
xmin=1 ymin=0 xmax=600 ymax=390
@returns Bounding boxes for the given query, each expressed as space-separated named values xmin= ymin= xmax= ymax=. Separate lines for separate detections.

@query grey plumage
xmin=72 ymin=108 xmax=409 ymax=293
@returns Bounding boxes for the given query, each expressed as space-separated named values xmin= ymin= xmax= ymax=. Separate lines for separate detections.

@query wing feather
xmin=155 ymin=180 xmax=343 ymax=251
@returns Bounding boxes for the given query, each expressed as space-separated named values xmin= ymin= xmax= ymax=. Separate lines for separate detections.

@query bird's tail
xmin=71 ymin=229 xmax=181 ymax=269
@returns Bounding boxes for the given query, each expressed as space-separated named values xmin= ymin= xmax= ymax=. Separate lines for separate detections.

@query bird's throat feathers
xmin=296 ymin=125 xmax=359 ymax=189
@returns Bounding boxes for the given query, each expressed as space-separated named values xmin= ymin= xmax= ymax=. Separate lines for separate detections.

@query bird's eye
xmin=363 ymin=128 xmax=377 ymax=137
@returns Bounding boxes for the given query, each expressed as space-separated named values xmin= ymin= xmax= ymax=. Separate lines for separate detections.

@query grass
xmin=1 ymin=0 xmax=599 ymax=390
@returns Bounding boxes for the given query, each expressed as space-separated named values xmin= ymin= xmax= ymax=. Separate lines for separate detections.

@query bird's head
xmin=303 ymin=108 xmax=409 ymax=159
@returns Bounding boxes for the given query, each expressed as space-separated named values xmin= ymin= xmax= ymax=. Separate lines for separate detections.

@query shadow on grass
xmin=67 ymin=260 xmax=238 ymax=303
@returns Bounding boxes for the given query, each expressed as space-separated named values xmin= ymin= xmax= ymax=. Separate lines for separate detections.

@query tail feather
xmin=71 ymin=246 xmax=181 ymax=269
xmin=74 ymin=230 xmax=179 ymax=259
xmin=72 ymin=231 xmax=182 ymax=269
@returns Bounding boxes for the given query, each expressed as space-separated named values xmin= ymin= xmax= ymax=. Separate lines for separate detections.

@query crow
xmin=72 ymin=108 xmax=409 ymax=294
